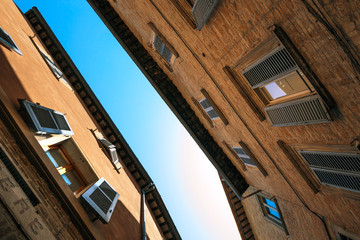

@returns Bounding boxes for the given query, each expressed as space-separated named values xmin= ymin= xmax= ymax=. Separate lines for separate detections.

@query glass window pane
xmin=46 ymin=149 xmax=69 ymax=167
xmin=261 ymin=71 xmax=310 ymax=101
xmin=265 ymin=198 xmax=280 ymax=219
xmin=52 ymin=113 xmax=70 ymax=131
xmin=31 ymin=106 xmax=57 ymax=129
xmin=62 ymin=170 xmax=83 ymax=192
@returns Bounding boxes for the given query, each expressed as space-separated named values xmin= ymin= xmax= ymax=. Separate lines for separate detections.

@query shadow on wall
xmin=94 ymin=199 xmax=144 ymax=240
xmin=0 ymin=48 xmax=32 ymax=108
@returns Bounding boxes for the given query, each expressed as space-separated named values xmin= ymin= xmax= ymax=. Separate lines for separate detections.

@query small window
xmin=199 ymin=98 xmax=219 ymax=120
xmin=234 ymin=33 xmax=333 ymax=126
xmin=81 ymin=178 xmax=119 ymax=223
xmin=41 ymin=52 xmax=64 ymax=79
xmin=20 ymin=100 xmax=73 ymax=135
xmin=98 ymin=137 xmax=122 ymax=172
xmin=258 ymin=195 xmax=288 ymax=233
xmin=298 ymin=150 xmax=360 ymax=193
xmin=0 ymin=27 xmax=22 ymax=55
xmin=46 ymin=146 xmax=86 ymax=195
xmin=232 ymin=147 xmax=256 ymax=166
xmin=153 ymin=34 xmax=173 ymax=63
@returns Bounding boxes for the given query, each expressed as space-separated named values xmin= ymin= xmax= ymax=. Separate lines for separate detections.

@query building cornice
xmin=25 ymin=7 xmax=180 ymax=240
xmin=86 ymin=0 xmax=249 ymax=201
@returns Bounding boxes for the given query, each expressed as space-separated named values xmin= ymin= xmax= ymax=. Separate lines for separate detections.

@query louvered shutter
xmin=298 ymin=150 xmax=360 ymax=193
xmin=264 ymin=94 xmax=332 ymax=126
xmin=21 ymin=100 xmax=73 ymax=135
xmin=199 ymin=98 xmax=219 ymax=120
xmin=242 ymin=47 xmax=298 ymax=89
xmin=192 ymin=0 xmax=219 ymax=30
xmin=99 ymin=138 xmax=119 ymax=164
xmin=232 ymin=147 xmax=256 ymax=166
xmin=81 ymin=178 xmax=119 ymax=223
xmin=153 ymin=35 xmax=173 ymax=62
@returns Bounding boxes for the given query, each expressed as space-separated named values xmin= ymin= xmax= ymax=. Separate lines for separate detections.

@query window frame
xmin=278 ymin=141 xmax=360 ymax=198
xmin=229 ymin=26 xmax=335 ymax=126
xmin=169 ymin=0 xmax=196 ymax=29
xmin=333 ymin=225 xmax=360 ymax=240
xmin=148 ymin=22 xmax=178 ymax=70
xmin=257 ymin=194 xmax=288 ymax=234
xmin=81 ymin=178 xmax=119 ymax=223
xmin=0 ymin=27 xmax=22 ymax=55
xmin=20 ymin=99 xmax=74 ymax=136
xmin=199 ymin=98 xmax=220 ymax=120
xmin=46 ymin=145 xmax=87 ymax=195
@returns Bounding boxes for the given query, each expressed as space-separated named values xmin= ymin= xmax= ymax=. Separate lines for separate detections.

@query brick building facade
xmin=88 ymin=0 xmax=360 ymax=239
xmin=0 ymin=1 xmax=179 ymax=239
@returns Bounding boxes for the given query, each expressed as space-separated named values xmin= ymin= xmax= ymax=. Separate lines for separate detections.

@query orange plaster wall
xmin=0 ymin=1 xmax=163 ymax=239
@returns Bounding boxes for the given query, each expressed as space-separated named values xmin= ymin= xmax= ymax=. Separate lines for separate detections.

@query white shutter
xmin=81 ymin=178 xmax=119 ymax=223
xmin=21 ymin=100 xmax=73 ymax=135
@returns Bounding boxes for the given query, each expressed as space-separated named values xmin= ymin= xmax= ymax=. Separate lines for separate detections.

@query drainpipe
xmin=141 ymin=183 xmax=155 ymax=240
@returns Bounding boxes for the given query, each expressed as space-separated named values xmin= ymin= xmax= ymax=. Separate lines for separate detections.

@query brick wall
xmin=101 ymin=0 xmax=360 ymax=238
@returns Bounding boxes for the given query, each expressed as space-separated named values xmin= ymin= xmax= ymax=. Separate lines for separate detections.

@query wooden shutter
xmin=264 ymin=94 xmax=332 ymax=126
xmin=242 ymin=46 xmax=298 ymax=89
xmin=21 ymin=100 xmax=73 ymax=135
xmin=298 ymin=150 xmax=360 ymax=193
xmin=192 ymin=0 xmax=219 ymax=30
xmin=0 ymin=27 xmax=22 ymax=55
xmin=81 ymin=178 xmax=119 ymax=223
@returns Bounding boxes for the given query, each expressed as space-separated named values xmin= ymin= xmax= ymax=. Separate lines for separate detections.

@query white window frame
xmin=0 ymin=27 xmax=22 ymax=55
xmin=81 ymin=178 xmax=119 ymax=223
xmin=21 ymin=100 xmax=73 ymax=135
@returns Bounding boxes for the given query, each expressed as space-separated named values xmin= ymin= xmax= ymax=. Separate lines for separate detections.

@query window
xmin=333 ymin=225 xmax=360 ymax=240
xmin=0 ymin=27 xmax=22 ymax=55
xmin=98 ymin=137 xmax=122 ymax=173
xmin=81 ymin=178 xmax=119 ymax=223
xmin=233 ymin=28 xmax=334 ymax=126
xmin=298 ymin=150 xmax=360 ymax=193
xmin=170 ymin=0 xmax=196 ymax=29
xmin=192 ymin=0 xmax=219 ymax=30
xmin=46 ymin=146 xmax=86 ymax=195
xmin=258 ymin=195 xmax=288 ymax=233
xmin=153 ymin=34 xmax=173 ymax=63
xmin=199 ymin=98 xmax=219 ymax=120
xmin=148 ymin=22 xmax=178 ymax=68
xmin=20 ymin=100 xmax=73 ymax=135
xmin=232 ymin=147 xmax=256 ymax=166
xmin=41 ymin=52 xmax=64 ymax=79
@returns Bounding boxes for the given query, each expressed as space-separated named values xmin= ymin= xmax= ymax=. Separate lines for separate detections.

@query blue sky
xmin=15 ymin=1 xmax=241 ymax=239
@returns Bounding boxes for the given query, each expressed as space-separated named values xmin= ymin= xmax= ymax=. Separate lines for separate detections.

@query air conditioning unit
xmin=81 ymin=178 xmax=119 ymax=223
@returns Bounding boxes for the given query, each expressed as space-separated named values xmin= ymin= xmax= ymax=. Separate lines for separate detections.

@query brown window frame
xmin=148 ymin=22 xmax=179 ymax=72
xmin=278 ymin=140 xmax=360 ymax=198
xmin=46 ymin=145 xmax=87 ymax=195
xmin=169 ymin=0 xmax=196 ymax=29
xmin=223 ymin=141 xmax=268 ymax=176
xmin=257 ymin=193 xmax=288 ymax=234
xmin=228 ymin=25 xmax=335 ymax=126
